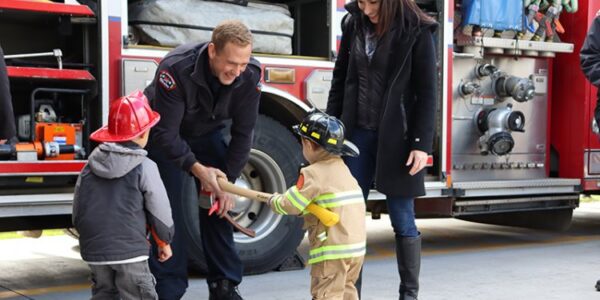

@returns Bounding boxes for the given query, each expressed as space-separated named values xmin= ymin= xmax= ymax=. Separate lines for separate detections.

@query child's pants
xmin=310 ymin=256 xmax=364 ymax=300
xmin=89 ymin=260 xmax=158 ymax=300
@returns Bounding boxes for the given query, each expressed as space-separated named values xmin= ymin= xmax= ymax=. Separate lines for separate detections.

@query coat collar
xmin=190 ymin=43 xmax=210 ymax=88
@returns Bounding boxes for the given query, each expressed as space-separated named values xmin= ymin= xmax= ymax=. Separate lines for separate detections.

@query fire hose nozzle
xmin=492 ymin=72 xmax=536 ymax=102
xmin=475 ymin=64 xmax=498 ymax=78
xmin=458 ymin=81 xmax=481 ymax=97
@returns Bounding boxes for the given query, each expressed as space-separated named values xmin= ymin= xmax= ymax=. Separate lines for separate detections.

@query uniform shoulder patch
xmin=159 ymin=70 xmax=176 ymax=91
xmin=296 ymin=174 xmax=304 ymax=189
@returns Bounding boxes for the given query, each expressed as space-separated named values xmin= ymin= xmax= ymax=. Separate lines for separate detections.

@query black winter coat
xmin=581 ymin=13 xmax=600 ymax=126
xmin=326 ymin=2 xmax=438 ymax=197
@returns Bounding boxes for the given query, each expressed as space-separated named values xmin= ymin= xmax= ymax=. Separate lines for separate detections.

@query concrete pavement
xmin=1 ymin=202 xmax=600 ymax=299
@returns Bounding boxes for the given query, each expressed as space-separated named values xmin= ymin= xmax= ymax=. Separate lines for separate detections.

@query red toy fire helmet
xmin=90 ymin=90 xmax=160 ymax=142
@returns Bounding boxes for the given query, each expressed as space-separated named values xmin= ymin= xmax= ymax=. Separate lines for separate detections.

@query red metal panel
xmin=121 ymin=54 xmax=329 ymax=103
xmin=445 ymin=0 xmax=454 ymax=179
xmin=585 ymin=2 xmax=600 ymax=151
xmin=109 ymin=18 xmax=122 ymax=101
xmin=446 ymin=46 xmax=453 ymax=177
xmin=582 ymin=179 xmax=600 ymax=191
xmin=546 ymin=58 xmax=552 ymax=176
xmin=0 ymin=0 xmax=94 ymax=17
xmin=415 ymin=197 xmax=453 ymax=218
xmin=0 ymin=161 xmax=85 ymax=174
xmin=7 ymin=67 xmax=95 ymax=81
xmin=261 ymin=65 xmax=318 ymax=101
xmin=552 ymin=0 xmax=599 ymax=185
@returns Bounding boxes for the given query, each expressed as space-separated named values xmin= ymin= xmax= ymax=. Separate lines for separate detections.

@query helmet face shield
xmin=294 ymin=110 xmax=359 ymax=157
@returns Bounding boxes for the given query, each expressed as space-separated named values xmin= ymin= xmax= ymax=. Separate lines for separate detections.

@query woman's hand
xmin=406 ymin=150 xmax=428 ymax=176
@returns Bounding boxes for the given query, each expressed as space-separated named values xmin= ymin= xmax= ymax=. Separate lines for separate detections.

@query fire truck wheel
xmin=458 ymin=208 xmax=574 ymax=232
xmin=182 ymin=115 xmax=306 ymax=275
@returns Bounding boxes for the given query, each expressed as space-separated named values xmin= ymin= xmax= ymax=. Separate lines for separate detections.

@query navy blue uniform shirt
xmin=145 ymin=42 xmax=262 ymax=180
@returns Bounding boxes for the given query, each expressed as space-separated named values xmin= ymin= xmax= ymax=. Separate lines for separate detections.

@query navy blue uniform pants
xmin=148 ymin=130 xmax=242 ymax=300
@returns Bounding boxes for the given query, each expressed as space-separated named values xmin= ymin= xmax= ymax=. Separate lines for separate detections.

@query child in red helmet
xmin=267 ymin=110 xmax=366 ymax=300
xmin=72 ymin=90 xmax=174 ymax=300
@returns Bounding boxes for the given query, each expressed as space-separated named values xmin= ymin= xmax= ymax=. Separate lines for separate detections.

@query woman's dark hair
xmin=375 ymin=0 xmax=435 ymax=37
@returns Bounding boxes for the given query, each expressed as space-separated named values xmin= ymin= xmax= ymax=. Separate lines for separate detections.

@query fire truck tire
xmin=182 ymin=115 xmax=306 ymax=275
xmin=458 ymin=208 xmax=574 ymax=232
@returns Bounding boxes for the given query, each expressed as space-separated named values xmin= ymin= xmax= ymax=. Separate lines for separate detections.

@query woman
xmin=326 ymin=0 xmax=437 ymax=299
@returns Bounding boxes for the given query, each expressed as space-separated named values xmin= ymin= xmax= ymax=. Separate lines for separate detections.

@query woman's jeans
xmin=344 ymin=128 xmax=419 ymax=237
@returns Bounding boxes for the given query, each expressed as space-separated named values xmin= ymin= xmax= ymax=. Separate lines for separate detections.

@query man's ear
xmin=208 ymin=42 xmax=216 ymax=59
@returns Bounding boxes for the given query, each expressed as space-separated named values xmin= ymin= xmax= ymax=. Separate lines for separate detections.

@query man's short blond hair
xmin=211 ymin=20 xmax=253 ymax=53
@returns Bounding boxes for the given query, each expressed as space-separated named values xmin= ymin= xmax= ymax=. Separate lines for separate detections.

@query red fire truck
xmin=0 ymin=0 xmax=598 ymax=274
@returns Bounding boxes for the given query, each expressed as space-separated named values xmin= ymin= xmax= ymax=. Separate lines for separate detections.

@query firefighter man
xmin=267 ymin=111 xmax=366 ymax=300
xmin=144 ymin=20 xmax=261 ymax=299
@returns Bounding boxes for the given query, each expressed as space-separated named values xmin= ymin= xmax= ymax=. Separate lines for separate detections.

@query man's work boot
xmin=596 ymin=279 xmax=600 ymax=291
xmin=208 ymin=280 xmax=243 ymax=300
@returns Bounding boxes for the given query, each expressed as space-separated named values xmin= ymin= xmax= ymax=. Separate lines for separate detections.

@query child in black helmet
xmin=267 ymin=110 xmax=366 ymax=300
xmin=72 ymin=90 xmax=174 ymax=300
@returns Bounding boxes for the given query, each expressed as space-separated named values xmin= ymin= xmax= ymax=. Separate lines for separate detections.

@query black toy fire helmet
xmin=293 ymin=110 xmax=359 ymax=157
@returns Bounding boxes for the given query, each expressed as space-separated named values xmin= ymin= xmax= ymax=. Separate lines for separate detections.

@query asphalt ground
xmin=0 ymin=202 xmax=599 ymax=299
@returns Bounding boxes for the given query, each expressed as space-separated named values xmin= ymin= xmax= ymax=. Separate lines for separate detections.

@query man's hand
xmin=191 ymin=162 xmax=227 ymax=193
xmin=0 ymin=139 xmax=6 ymax=145
xmin=406 ymin=150 xmax=428 ymax=176
xmin=158 ymin=244 xmax=172 ymax=262
xmin=191 ymin=162 xmax=235 ymax=217
xmin=216 ymin=192 xmax=234 ymax=218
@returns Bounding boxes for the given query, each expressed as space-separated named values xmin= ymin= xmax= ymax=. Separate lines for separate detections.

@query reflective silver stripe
xmin=314 ymin=191 xmax=364 ymax=208
xmin=317 ymin=231 xmax=327 ymax=241
xmin=308 ymin=242 xmax=366 ymax=264
xmin=285 ymin=187 xmax=310 ymax=211
xmin=273 ymin=195 xmax=287 ymax=215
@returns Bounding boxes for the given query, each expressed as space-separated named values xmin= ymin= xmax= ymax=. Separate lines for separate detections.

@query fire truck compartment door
xmin=452 ymin=178 xmax=580 ymax=197
xmin=367 ymin=181 xmax=449 ymax=200
xmin=0 ymin=193 xmax=73 ymax=218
